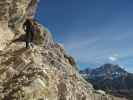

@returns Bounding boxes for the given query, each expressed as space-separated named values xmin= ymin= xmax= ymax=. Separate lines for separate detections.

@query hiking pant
xmin=26 ymin=31 xmax=34 ymax=48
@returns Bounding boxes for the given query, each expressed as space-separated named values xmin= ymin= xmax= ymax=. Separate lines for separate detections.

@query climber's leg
xmin=31 ymin=32 xmax=34 ymax=42
xmin=30 ymin=32 xmax=34 ymax=48
xmin=26 ymin=32 xmax=30 ymax=48
xmin=26 ymin=41 xmax=29 ymax=48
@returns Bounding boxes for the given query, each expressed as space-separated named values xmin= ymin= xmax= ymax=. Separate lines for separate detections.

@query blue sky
xmin=36 ymin=0 xmax=133 ymax=73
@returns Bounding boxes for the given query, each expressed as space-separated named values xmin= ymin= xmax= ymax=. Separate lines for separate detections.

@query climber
xmin=23 ymin=18 xmax=35 ymax=48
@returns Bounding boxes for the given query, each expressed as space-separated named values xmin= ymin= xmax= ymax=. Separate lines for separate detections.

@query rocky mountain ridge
xmin=0 ymin=0 xmax=128 ymax=100
xmin=80 ymin=63 xmax=133 ymax=100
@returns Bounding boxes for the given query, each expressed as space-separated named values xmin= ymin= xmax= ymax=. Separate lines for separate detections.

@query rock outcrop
xmin=0 ymin=0 xmax=128 ymax=100
xmin=0 ymin=0 xmax=38 ymax=50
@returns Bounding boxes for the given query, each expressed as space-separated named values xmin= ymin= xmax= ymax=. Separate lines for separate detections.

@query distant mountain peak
xmin=90 ymin=63 xmax=127 ymax=78
xmin=80 ymin=63 xmax=133 ymax=99
xmin=101 ymin=63 xmax=123 ymax=70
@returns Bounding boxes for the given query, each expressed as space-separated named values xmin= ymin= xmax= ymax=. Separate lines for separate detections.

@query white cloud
xmin=61 ymin=31 xmax=133 ymax=72
xmin=108 ymin=54 xmax=120 ymax=62
xmin=109 ymin=56 xmax=117 ymax=61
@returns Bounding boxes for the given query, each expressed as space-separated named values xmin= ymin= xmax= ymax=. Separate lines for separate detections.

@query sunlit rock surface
xmin=0 ymin=0 xmax=38 ymax=50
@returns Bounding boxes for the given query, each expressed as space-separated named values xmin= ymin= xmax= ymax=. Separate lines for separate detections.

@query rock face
xmin=0 ymin=0 xmax=38 ymax=50
xmin=0 ymin=0 xmax=128 ymax=100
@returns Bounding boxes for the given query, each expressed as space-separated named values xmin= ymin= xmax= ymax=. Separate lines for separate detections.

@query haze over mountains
xmin=80 ymin=63 xmax=133 ymax=100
